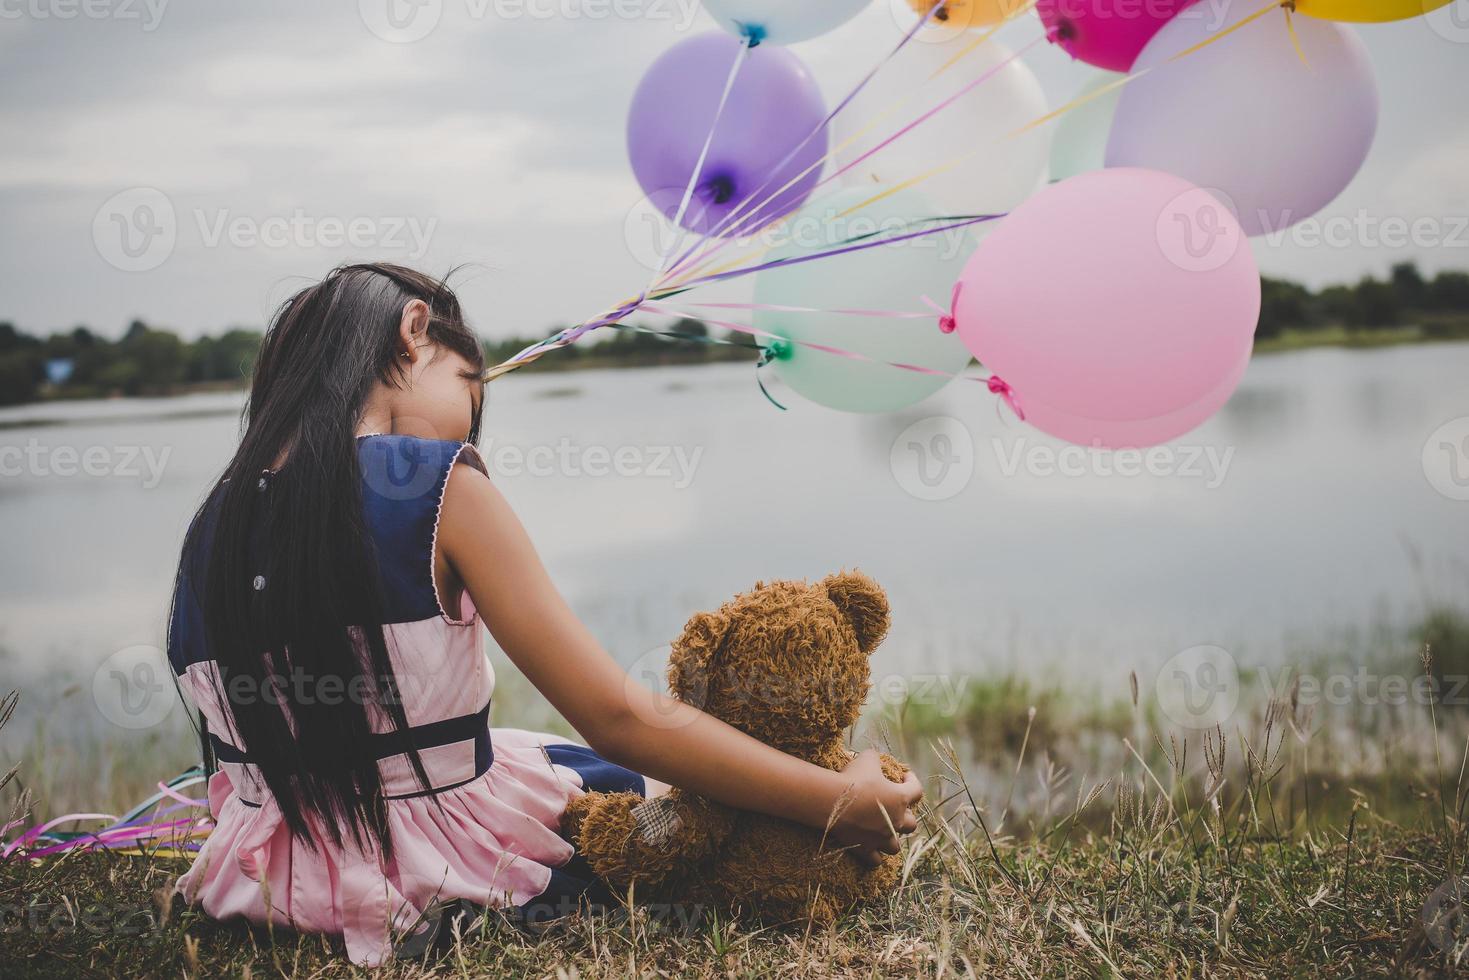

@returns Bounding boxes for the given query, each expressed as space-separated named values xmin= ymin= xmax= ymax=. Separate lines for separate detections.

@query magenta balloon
xmin=953 ymin=169 xmax=1260 ymax=448
xmin=1036 ymin=0 xmax=1201 ymax=72
xmin=1104 ymin=3 xmax=1378 ymax=238
xmin=626 ymin=33 xmax=828 ymax=238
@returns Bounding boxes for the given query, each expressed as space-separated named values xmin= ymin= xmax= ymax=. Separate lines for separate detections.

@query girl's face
xmin=360 ymin=300 xmax=484 ymax=442
xmin=396 ymin=345 xmax=483 ymax=443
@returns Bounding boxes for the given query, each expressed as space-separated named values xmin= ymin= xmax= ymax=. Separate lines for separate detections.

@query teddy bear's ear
xmin=666 ymin=609 xmax=730 ymax=706
xmin=822 ymin=571 xmax=890 ymax=654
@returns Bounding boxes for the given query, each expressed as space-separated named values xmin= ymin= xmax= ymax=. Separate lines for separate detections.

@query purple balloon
xmin=1104 ymin=4 xmax=1377 ymax=238
xmin=627 ymin=32 xmax=828 ymax=239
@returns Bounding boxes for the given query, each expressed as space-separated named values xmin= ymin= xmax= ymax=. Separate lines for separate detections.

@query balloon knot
xmin=1047 ymin=19 xmax=1076 ymax=44
xmin=922 ymin=281 xmax=963 ymax=334
xmin=704 ymin=174 xmax=736 ymax=205
xmin=755 ymin=341 xmax=788 ymax=411
xmin=758 ymin=339 xmax=790 ymax=365
xmin=987 ymin=375 xmax=1025 ymax=421
xmin=735 ymin=21 xmax=766 ymax=47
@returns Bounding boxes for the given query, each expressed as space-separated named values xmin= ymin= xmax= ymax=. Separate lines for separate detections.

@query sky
xmin=0 ymin=0 xmax=1465 ymax=341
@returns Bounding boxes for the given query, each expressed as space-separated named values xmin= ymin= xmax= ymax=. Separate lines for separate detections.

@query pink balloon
xmin=1014 ymin=353 xmax=1250 ymax=449
xmin=953 ymin=168 xmax=1260 ymax=448
xmin=1036 ymin=0 xmax=1200 ymax=72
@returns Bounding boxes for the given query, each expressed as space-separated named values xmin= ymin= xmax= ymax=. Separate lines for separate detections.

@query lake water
xmin=2 ymin=344 xmax=1467 ymax=694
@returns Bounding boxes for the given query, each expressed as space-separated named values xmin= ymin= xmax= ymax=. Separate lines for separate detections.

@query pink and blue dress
xmin=169 ymin=435 xmax=643 ymax=965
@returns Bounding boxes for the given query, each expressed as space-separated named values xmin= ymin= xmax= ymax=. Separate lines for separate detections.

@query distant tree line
xmin=1 ymin=264 xmax=1466 ymax=407
xmin=480 ymin=318 xmax=756 ymax=374
xmin=1258 ymin=263 xmax=1469 ymax=340
xmin=0 ymin=320 xmax=264 ymax=406
xmin=0 ymin=315 xmax=750 ymax=407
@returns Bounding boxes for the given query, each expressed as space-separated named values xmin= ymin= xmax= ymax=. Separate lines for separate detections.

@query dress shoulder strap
xmin=357 ymin=435 xmax=486 ymax=625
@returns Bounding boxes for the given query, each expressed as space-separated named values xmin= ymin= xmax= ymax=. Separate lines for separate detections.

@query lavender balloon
xmin=1105 ymin=2 xmax=1377 ymax=237
xmin=627 ymin=32 xmax=828 ymax=239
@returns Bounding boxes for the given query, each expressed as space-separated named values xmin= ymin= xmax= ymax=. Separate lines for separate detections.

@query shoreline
xmin=1252 ymin=323 xmax=1469 ymax=354
xmin=6 ymin=331 xmax=1466 ymax=417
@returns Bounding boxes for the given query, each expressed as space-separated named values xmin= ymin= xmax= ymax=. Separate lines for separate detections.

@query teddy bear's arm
xmin=563 ymin=788 xmax=737 ymax=898
xmin=878 ymin=753 xmax=909 ymax=785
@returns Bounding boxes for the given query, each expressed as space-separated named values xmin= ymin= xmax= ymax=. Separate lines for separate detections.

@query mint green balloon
xmin=752 ymin=187 xmax=974 ymax=413
xmin=1049 ymin=71 xmax=1124 ymax=182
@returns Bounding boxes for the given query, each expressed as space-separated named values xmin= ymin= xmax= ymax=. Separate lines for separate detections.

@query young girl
xmin=168 ymin=263 xmax=922 ymax=964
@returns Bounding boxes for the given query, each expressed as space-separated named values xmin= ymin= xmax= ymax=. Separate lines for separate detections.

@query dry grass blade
xmin=0 ymin=690 xmax=18 ymax=732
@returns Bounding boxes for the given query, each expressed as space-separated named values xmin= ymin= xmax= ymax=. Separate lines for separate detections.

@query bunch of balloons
xmin=601 ymin=0 xmax=1424 ymax=447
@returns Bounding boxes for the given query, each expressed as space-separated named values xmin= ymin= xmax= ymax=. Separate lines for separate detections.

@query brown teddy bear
xmin=562 ymin=570 xmax=911 ymax=924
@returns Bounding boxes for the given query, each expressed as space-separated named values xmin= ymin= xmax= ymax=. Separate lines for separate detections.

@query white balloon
xmin=832 ymin=36 xmax=1050 ymax=215
xmin=700 ymin=0 xmax=872 ymax=45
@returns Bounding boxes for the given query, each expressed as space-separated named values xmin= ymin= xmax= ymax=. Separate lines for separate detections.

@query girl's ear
xmin=398 ymin=299 xmax=431 ymax=363
xmin=823 ymin=570 xmax=890 ymax=654
xmin=667 ymin=610 xmax=729 ymax=708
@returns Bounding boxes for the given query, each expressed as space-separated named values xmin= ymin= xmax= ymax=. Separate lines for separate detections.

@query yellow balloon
xmin=1294 ymin=0 xmax=1451 ymax=23
xmin=906 ymin=0 xmax=1029 ymax=30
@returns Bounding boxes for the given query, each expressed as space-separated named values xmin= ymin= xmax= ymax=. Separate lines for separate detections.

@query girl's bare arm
xmin=438 ymin=462 xmax=920 ymax=856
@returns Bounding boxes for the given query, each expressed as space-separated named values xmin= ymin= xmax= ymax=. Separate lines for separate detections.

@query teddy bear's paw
xmin=571 ymin=791 xmax=736 ymax=898
xmin=571 ymin=792 xmax=643 ymax=851
xmin=877 ymin=752 xmax=910 ymax=785
xmin=560 ymin=792 xmax=598 ymax=841
xmin=629 ymin=795 xmax=685 ymax=849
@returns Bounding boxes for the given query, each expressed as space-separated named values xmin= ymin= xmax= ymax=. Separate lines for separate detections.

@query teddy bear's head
xmin=665 ymin=571 xmax=890 ymax=759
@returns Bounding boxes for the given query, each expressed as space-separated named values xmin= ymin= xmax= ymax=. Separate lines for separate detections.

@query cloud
xmin=0 ymin=0 xmax=1459 ymax=336
xmin=0 ymin=101 xmax=253 ymax=191
xmin=1383 ymin=135 xmax=1469 ymax=218
xmin=202 ymin=41 xmax=448 ymax=98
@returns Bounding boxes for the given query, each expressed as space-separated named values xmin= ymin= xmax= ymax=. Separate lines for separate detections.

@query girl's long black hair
xmin=173 ymin=263 xmax=485 ymax=856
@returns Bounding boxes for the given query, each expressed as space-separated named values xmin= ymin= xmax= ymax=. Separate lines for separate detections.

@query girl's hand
xmin=829 ymin=749 xmax=923 ymax=866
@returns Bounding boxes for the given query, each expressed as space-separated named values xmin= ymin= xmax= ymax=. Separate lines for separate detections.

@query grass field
xmin=4 ymin=608 xmax=1469 ymax=977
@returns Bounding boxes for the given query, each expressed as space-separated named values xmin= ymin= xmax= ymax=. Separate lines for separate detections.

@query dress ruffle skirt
xmin=178 ymin=730 xmax=597 ymax=965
